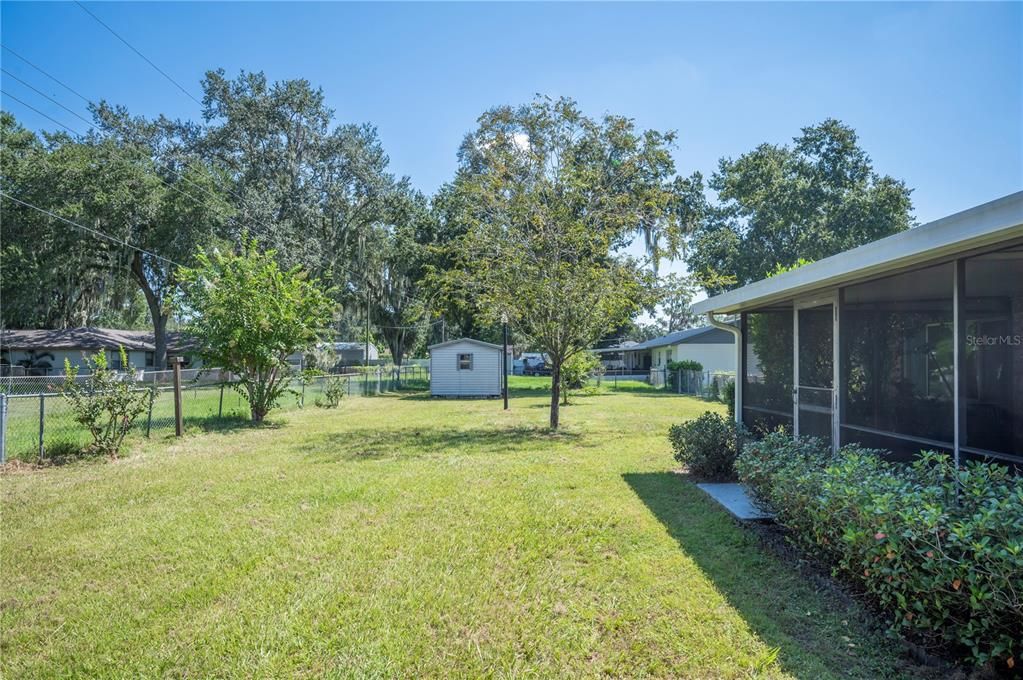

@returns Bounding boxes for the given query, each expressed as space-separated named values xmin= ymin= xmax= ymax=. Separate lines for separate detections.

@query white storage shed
xmin=429 ymin=338 xmax=504 ymax=397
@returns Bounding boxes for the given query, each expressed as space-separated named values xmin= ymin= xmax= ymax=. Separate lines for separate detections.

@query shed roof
xmin=428 ymin=337 xmax=504 ymax=352
xmin=692 ymin=191 xmax=1023 ymax=315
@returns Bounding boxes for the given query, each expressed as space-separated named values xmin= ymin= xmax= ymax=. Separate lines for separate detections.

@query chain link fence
xmin=0 ymin=365 xmax=429 ymax=463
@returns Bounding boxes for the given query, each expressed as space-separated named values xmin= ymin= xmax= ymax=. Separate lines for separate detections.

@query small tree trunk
xmin=549 ymin=359 xmax=561 ymax=429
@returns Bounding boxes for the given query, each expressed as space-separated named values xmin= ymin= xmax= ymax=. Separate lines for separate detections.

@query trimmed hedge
xmin=667 ymin=412 xmax=741 ymax=480
xmin=736 ymin=432 xmax=1023 ymax=670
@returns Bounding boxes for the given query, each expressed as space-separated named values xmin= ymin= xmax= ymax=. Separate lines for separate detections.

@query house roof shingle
xmin=0 ymin=327 xmax=195 ymax=353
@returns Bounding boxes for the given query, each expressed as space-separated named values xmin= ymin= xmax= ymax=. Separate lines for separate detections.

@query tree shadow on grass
xmin=622 ymin=472 xmax=932 ymax=680
xmin=301 ymin=424 xmax=585 ymax=462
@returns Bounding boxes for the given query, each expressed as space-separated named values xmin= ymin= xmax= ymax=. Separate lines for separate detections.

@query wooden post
xmin=146 ymin=390 xmax=154 ymax=438
xmin=218 ymin=382 xmax=225 ymax=418
xmin=172 ymin=357 xmax=184 ymax=437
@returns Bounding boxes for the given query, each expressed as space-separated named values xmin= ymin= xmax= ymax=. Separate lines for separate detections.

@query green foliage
xmin=721 ymin=379 xmax=736 ymax=419
xmin=445 ymin=96 xmax=690 ymax=427
xmin=61 ymin=349 xmax=154 ymax=458
xmin=666 ymin=359 xmax=703 ymax=392
xmin=667 ymin=412 xmax=743 ymax=480
xmin=667 ymin=359 xmax=703 ymax=372
xmin=559 ymin=351 xmax=603 ymax=404
xmin=655 ymin=273 xmax=700 ymax=332
xmin=736 ymin=436 xmax=1023 ymax=669
xmin=315 ymin=375 xmax=347 ymax=409
xmin=767 ymin=258 xmax=813 ymax=277
xmin=179 ymin=239 xmax=337 ymax=422
xmin=688 ymin=119 xmax=914 ymax=294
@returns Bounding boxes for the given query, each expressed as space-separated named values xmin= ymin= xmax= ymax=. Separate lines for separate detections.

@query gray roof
xmin=332 ymin=342 xmax=377 ymax=352
xmin=0 ymin=327 xmax=195 ymax=352
xmin=428 ymin=337 xmax=504 ymax=351
xmin=693 ymin=191 xmax=1023 ymax=315
xmin=624 ymin=326 xmax=734 ymax=351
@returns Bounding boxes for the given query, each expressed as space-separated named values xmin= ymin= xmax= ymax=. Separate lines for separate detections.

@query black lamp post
xmin=502 ymin=312 xmax=509 ymax=410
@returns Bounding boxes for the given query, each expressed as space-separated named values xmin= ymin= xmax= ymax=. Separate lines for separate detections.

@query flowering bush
xmin=62 ymin=349 xmax=154 ymax=458
xmin=737 ymin=437 xmax=1023 ymax=670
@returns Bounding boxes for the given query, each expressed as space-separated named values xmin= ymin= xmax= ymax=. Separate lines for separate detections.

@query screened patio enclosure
xmin=694 ymin=192 xmax=1023 ymax=465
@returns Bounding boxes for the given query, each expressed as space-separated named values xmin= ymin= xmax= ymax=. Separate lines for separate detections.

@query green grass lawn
xmin=1 ymin=378 xmax=921 ymax=678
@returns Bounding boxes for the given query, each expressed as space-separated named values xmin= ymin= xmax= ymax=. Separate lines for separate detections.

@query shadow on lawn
xmin=623 ymin=472 xmax=926 ymax=680
xmin=302 ymin=424 xmax=585 ymax=462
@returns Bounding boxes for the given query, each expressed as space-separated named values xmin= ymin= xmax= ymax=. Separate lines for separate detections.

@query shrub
xmin=559 ymin=351 xmax=602 ymax=404
xmin=666 ymin=359 xmax=703 ymax=392
xmin=721 ymin=379 xmax=736 ymax=418
xmin=667 ymin=411 xmax=742 ymax=480
xmin=315 ymin=375 xmax=347 ymax=409
xmin=667 ymin=359 xmax=702 ymax=372
xmin=737 ymin=439 xmax=1023 ymax=670
xmin=61 ymin=349 xmax=154 ymax=458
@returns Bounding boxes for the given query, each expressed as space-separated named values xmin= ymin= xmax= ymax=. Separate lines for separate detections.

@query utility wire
xmin=2 ymin=48 xmax=384 ymax=307
xmin=0 ymin=190 xmax=185 ymax=269
xmin=73 ymin=1 xmax=203 ymax=107
xmin=1 ymin=90 xmax=80 ymax=137
xmin=1 ymin=44 xmax=92 ymax=105
xmin=1 ymin=90 xmax=212 ymax=214
xmin=1 ymin=52 xmax=227 ymax=210
xmin=2 ymin=67 xmax=94 ymax=128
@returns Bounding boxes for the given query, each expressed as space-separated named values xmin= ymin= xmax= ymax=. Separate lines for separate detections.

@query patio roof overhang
xmin=692 ymin=191 xmax=1023 ymax=315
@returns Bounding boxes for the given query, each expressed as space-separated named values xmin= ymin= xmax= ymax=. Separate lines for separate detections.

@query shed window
xmin=457 ymin=353 xmax=473 ymax=370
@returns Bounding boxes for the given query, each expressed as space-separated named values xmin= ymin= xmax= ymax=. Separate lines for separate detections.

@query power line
xmin=2 ymin=89 xmax=214 ymax=216
xmin=2 ymin=49 xmax=383 ymax=294
xmin=2 ymin=68 xmax=94 ymax=128
xmin=1 ymin=44 xmax=92 ymax=105
xmin=0 ymin=190 xmax=185 ymax=268
xmin=1 ymin=89 xmax=80 ymax=137
xmin=73 ymin=1 xmax=203 ymax=107
xmin=0 ymin=55 xmax=227 ymax=211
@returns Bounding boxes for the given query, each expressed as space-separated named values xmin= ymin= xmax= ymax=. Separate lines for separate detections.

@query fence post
xmin=172 ymin=357 xmax=184 ymax=437
xmin=146 ymin=391 xmax=154 ymax=438
xmin=38 ymin=393 xmax=45 ymax=461
xmin=300 ymin=380 xmax=306 ymax=408
xmin=0 ymin=392 xmax=7 ymax=464
xmin=218 ymin=383 xmax=225 ymax=418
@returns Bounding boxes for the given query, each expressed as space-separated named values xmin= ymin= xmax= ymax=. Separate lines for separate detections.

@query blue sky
xmin=2 ymin=1 xmax=1021 ymax=268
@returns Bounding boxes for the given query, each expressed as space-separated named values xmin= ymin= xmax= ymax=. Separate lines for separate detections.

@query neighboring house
xmin=693 ymin=191 xmax=1023 ymax=465
xmin=429 ymin=338 xmax=508 ymax=397
xmin=590 ymin=340 xmax=638 ymax=371
xmin=595 ymin=326 xmax=736 ymax=374
xmin=0 ymin=328 xmax=200 ymax=375
xmin=329 ymin=342 xmax=379 ymax=365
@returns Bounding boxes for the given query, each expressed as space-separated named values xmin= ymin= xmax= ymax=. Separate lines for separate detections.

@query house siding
xmin=430 ymin=340 xmax=501 ymax=397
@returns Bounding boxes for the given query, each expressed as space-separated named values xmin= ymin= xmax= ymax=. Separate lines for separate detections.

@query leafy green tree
xmin=178 ymin=239 xmax=337 ymax=423
xmin=93 ymin=103 xmax=233 ymax=367
xmin=656 ymin=272 xmax=700 ymax=332
xmin=449 ymin=97 xmax=684 ymax=428
xmin=370 ymin=190 xmax=434 ymax=367
xmin=1 ymin=114 xmax=153 ymax=329
xmin=688 ymin=119 xmax=914 ymax=293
